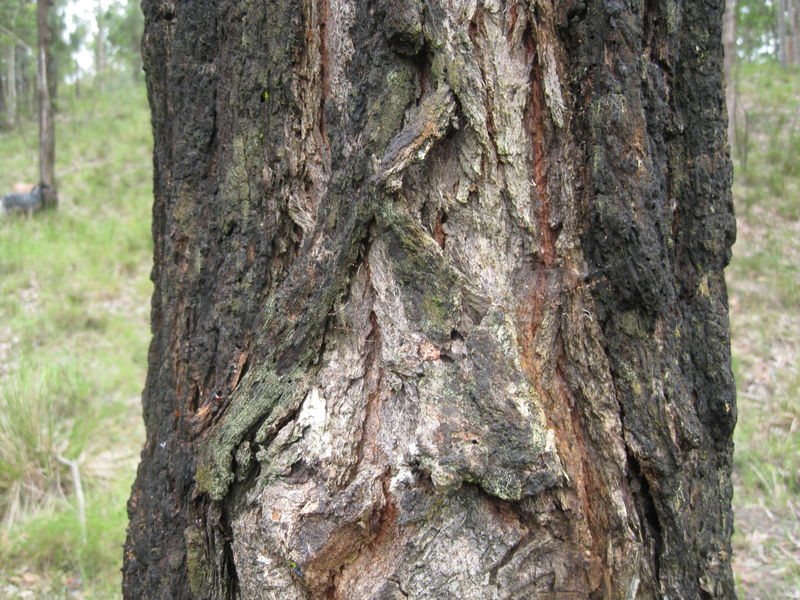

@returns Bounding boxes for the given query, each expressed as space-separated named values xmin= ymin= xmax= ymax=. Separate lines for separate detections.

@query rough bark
xmin=36 ymin=0 xmax=56 ymax=206
xmin=125 ymin=1 xmax=736 ymax=599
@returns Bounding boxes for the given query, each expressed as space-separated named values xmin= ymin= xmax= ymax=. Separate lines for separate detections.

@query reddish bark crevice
xmin=557 ymin=359 xmax=610 ymax=591
xmin=348 ymin=309 xmax=385 ymax=482
xmin=432 ymin=213 xmax=446 ymax=249
xmin=373 ymin=469 xmax=399 ymax=549
xmin=516 ymin=285 xmax=601 ymax=595
xmin=508 ymin=3 xmax=521 ymax=45
xmin=525 ymin=54 xmax=556 ymax=267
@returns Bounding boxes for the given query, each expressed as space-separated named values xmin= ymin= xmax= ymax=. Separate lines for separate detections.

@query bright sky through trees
xmin=62 ymin=0 xmax=113 ymax=72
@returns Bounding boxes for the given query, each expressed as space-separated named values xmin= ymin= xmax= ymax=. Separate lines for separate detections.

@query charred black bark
xmin=125 ymin=1 xmax=736 ymax=599
xmin=571 ymin=1 xmax=736 ymax=596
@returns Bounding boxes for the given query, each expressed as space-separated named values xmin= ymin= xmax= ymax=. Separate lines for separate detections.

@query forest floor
xmin=728 ymin=62 xmax=800 ymax=599
xmin=0 ymin=78 xmax=151 ymax=598
xmin=0 ymin=64 xmax=797 ymax=598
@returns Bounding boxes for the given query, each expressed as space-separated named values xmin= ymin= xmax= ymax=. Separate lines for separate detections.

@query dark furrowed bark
xmin=125 ymin=1 xmax=736 ymax=599
xmin=572 ymin=1 xmax=735 ymax=597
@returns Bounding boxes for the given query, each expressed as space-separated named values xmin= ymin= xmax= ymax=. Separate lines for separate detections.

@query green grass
xmin=728 ymin=61 xmax=800 ymax=598
xmin=0 ymin=75 xmax=151 ymax=598
xmin=732 ymin=62 xmax=800 ymax=220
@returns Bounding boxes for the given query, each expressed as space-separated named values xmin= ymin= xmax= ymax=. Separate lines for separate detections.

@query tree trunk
xmin=37 ymin=0 xmax=56 ymax=206
xmin=778 ymin=0 xmax=789 ymax=66
xmin=125 ymin=2 xmax=737 ymax=599
xmin=46 ymin=17 xmax=57 ymax=105
xmin=4 ymin=44 xmax=17 ymax=129
xmin=789 ymin=0 xmax=800 ymax=65
xmin=1 ymin=10 xmax=27 ymax=130
xmin=20 ymin=49 xmax=34 ymax=118
xmin=724 ymin=0 xmax=737 ymax=149
xmin=787 ymin=1 xmax=792 ymax=64
xmin=95 ymin=7 xmax=107 ymax=79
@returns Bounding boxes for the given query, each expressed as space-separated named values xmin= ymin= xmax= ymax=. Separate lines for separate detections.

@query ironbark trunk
xmin=125 ymin=1 xmax=737 ymax=599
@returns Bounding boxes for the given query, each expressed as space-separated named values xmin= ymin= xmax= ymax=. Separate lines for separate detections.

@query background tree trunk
xmin=20 ymin=49 xmax=34 ymax=118
xmin=4 ymin=44 xmax=17 ymax=129
xmin=778 ymin=0 xmax=789 ymax=66
xmin=36 ymin=0 xmax=55 ymax=205
xmin=0 ymin=10 xmax=29 ymax=130
xmin=45 ymin=10 xmax=57 ymax=106
xmin=789 ymin=0 xmax=800 ymax=64
xmin=125 ymin=1 xmax=737 ymax=599
xmin=724 ymin=0 xmax=737 ymax=149
xmin=784 ymin=0 xmax=794 ymax=64
xmin=95 ymin=5 xmax=107 ymax=79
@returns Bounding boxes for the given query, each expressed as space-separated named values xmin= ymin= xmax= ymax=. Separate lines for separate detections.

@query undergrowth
xmin=0 ymin=76 xmax=151 ymax=599
xmin=728 ymin=62 xmax=800 ymax=599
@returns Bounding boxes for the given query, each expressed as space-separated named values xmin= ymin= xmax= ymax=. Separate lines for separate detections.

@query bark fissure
xmin=627 ymin=451 xmax=663 ymax=588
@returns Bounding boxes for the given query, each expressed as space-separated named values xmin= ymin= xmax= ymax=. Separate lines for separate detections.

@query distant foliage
xmin=736 ymin=0 xmax=800 ymax=66
xmin=105 ymin=0 xmax=144 ymax=78
xmin=0 ymin=1 xmax=37 ymax=127
xmin=0 ymin=0 xmax=144 ymax=128
xmin=737 ymin=0 xmax=778 ymax=61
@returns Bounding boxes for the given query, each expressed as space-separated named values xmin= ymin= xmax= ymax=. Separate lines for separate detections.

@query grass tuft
xmin=0 ymin=365 xmax=91 ymax=526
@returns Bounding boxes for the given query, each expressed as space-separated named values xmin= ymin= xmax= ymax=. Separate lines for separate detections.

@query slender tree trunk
xmin=778 ymin=0 xmax=789 ymax=66
xmin=37 ymin=0 xmax=56 ymax=206
xmin=724 ymin=0 xmax=737 ymax=149
xmin=4 ymin=44 xmax=17 ymax=128
xmin=46 ymin=20 xmax=57 ymax=105
xmin=95 ymin=6 xmax=107 ymax=80
xmin=19 ymin=50 xmax=33 ymax=118
xmin=786 ymin=1 xmax=793 ymax=63
xmin=789 ymin=0 xmax=800 ymax=64
xmin=1 ymin=11 xmax=26 ymax=129
xmin=125 ymin=2 xmax=737 ymax=599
